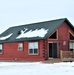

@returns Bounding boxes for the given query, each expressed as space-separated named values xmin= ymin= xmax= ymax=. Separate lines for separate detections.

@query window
xmin=49 ymin=31 xmax=57 ymax=39
xmin=70 ymin=33 xmax=74 ymax=40
xmin=0 ymin=44 xmax=2 ymax=53
xmin=29 ymin=42 xmax=38 ymax=55
xmin=70 ymin=43 xmax=74 ymax=51
xmin=18 ymin=43 xmax=23 ymax=51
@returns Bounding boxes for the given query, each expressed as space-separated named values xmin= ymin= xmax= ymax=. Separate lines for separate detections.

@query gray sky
xmin=0 ymin=0 xmax=74 ymax=33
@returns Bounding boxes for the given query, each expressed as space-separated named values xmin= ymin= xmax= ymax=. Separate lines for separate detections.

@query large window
xmin=70 ymin=43 xmax=74 ymax=51
xmin=29 ymin=42 xmax=38 ymax=55
xmin=0 ymin=44 xmax=2 ymax=53
xmin=18 ymin=43 xmax=23 ymax=51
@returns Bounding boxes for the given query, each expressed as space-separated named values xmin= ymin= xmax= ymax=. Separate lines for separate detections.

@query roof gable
xmin=0 ymin=18 xmax=74 ymax=43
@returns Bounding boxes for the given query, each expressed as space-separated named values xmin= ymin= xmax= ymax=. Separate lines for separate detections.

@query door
xmin=49 ymin=43 xmax=57 ymax=58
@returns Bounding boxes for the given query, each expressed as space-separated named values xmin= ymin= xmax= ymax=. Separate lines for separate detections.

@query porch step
xmin=44 ymin=58 xmax=61 ymax=63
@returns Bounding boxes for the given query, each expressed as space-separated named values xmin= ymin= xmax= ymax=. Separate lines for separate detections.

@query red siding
xmin=0 ymin=41 xmax=44 ymax=61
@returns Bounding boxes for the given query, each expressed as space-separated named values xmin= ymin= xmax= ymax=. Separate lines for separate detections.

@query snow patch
xmin=21 ymin=28 xmax=28 ymax=34
xmin=0 ymin=33 xmax=13 ymax=40
xmin=17 ymin=28 xmax=48 ymax=39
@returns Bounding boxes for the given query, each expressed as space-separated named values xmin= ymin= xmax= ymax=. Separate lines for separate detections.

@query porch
xmin=44 ymin=50 xmax=74 ymax=63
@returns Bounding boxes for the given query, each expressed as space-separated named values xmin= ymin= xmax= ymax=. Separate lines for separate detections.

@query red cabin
xmin=0 ymin=18 xmax=74 ymax=61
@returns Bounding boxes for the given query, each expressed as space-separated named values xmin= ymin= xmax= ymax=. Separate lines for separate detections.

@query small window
xmin=49 ymin=31 xmax=57 ymax=39
xmin=70 ymin=33 xmax=74 ymax=40
xmin=70 ymin=43 xmax=74 ymax=51
xmin=29 ymin=42 xmax=38 ymax=55
xmin=0 ymin=44 xmax=2 ymax=53
xmin=18 ymin=43 xmax=23 ymax=51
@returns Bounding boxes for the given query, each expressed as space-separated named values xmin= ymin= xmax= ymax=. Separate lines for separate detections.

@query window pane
xmin=19 ymin=47 xmax=22 ymax=50
xmin=70 ymin=43 xmax=73 ymax=49
xmin=29 ymin=49 xmax=33 ymax=54
xmin=49 ymin=31 xmax=57 ymax=39
xmin=34 ymin=49 xmax=38 ymax=54
xmin=20 ymin=44 xmax=22 ymax=47
xmin=29 ymin=43 xmax=33 ymax=49
xmin=33 ymin=42 xmax=38 ymax=48
xmin=0 ymin=44 xmax=2 ymax=50
xmin=0 ymin=50 xmax=2 ymax=53
xmin=18 ymin=43 xmax=23 ymax=47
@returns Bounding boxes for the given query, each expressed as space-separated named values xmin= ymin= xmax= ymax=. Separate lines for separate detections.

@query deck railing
xmin=60 ymin=50 xmax=74 ymax=61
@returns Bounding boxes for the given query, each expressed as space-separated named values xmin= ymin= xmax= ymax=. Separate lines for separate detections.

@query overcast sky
xmin=0 ymin=0 xmax=74 ymax=33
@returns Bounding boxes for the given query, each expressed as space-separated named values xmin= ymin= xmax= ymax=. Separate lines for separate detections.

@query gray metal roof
xmin=0 ymin=18 xmax=74 ymax=43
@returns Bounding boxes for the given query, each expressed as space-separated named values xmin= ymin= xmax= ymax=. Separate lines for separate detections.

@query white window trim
xmin=18 ymin=43 xmax=23 ymax=51
xmin=0 ymin=44 xmax=3 ymax=54
xmin=28 ymin=42 xmax=39 ymax=55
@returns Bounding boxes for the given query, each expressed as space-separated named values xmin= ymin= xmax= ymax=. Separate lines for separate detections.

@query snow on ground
xmin=0 ymin=62 xmax=74 ymax=75
xmin=0 ymin=33 xmax=13 ymax=40
xmin=17 ymin=28 xmax=48 ymax=39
